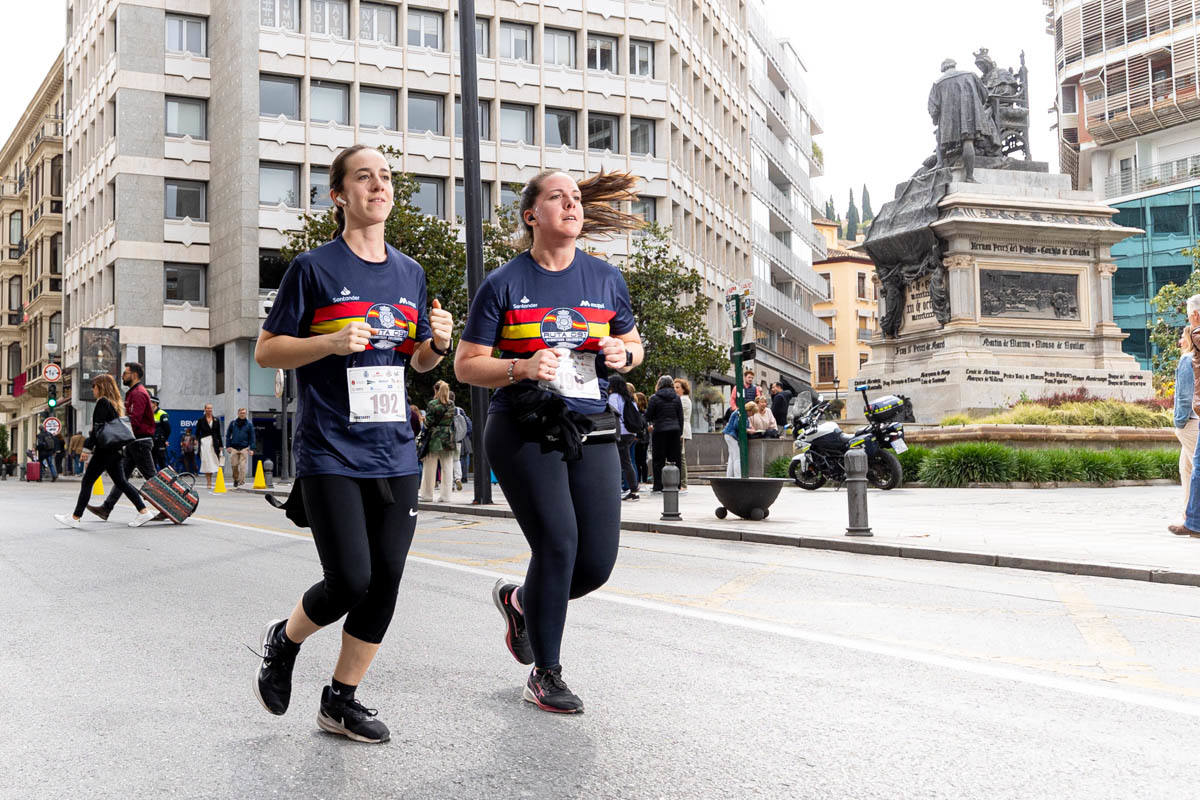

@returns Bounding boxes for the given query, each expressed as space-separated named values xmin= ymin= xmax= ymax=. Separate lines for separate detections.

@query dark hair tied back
xmin=328 ymin=144 xmax=374 ymax=240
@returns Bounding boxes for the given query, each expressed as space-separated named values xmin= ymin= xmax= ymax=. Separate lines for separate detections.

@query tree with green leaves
xmin=621 ymin=223 xmax=729 ymax=389
xmin=823 ymin=197 xmax=835 ymax=221
xmin=1149 ymin=248 xmax=1200 ymax=390
xmin=861 ymin=185 xmax=873 ymax=222
xmin=845 ymin=188 xmax=860 ymax=241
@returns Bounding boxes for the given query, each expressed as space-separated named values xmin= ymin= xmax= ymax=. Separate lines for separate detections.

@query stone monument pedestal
xmin=854 ymin=168 xmax=1152 ymax=423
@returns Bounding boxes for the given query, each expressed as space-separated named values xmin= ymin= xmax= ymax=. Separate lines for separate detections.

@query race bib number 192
xmin=346 ymin=366 xmax=407 ymax=423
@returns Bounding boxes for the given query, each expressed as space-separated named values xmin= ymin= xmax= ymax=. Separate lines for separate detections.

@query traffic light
xmin=728 ymin=342 xmax=757 ymax=363
xmin=47 ymin=384 xmax=57 ymax=408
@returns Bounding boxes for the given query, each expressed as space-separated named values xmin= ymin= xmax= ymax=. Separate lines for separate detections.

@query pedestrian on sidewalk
xmin=418 ymin=380 xmax=456 ymax=503
xmin=674 ymin=378 xmax=692 ymax=492
xmin=54 ymin=431 xmax=66 ymax=477
xmin=151 ymin=397 xmax=171 ymax=472
xmin=607 ymin=373 xmax=640 ymax=501
xmin=180 ymin=430 xmax=197 ymax=475
xmin=645 ymin=374 xmax=683 ymax=493
xmin=449 ymin=391 xmax=471 ymax=491
xmin=724 ymin=405 xmax=744 ymax=478
xmin=225 ymin=408 xmax=256 ymax=488
xmin=36 ymin=428 xmax=58 ymax=482
xmin=455 ymin=168 xmax=644 ymax=714
xmin=67 ymin=430 xmax=84 ymax=475
xmin=769 ymin=381 xmax=793 ymax=428
xmin=1174 ymin=329 xmax=1198 ymax=518
xmin=54 ymin=374 xmax=153 ymax=529
xmin=634 ymin=390 xmax=650 ymax=484
xmin=92 ymin=362 xmax=159 ymax=519
xmin=195 ymin=404 xmax=223 ymax=490
xmin=250 ymin=144 xmax=453 ymax=744
xmin=1171 ymin=294 xmax=1200 ymax=537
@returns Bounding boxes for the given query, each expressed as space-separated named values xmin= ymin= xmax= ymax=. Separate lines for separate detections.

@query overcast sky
xmin=767 ymin=0 xmax=1059 ymax=223
xmin=0 ymin=1 xmax=1058 ymax=223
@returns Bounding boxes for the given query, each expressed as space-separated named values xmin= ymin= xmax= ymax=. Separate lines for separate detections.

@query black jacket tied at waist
xmin=506 ymin=384 xmax=599 ymax=462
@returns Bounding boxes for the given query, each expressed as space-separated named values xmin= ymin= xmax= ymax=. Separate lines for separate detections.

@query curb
xmin=413 ymin=500 xmax=1200 ymax=588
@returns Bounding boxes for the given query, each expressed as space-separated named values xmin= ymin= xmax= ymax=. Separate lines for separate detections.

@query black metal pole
xmin=458 ymin=0 xmax=492 ymax=504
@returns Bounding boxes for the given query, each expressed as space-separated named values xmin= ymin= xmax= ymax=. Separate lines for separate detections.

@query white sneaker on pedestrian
xmin=128 ymin=511 xmax=154 ymax=528
xmin=54 ymin=513 xmax=83 ymax=529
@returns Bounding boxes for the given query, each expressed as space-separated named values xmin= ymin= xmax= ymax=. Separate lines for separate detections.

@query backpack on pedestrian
xmin=622 ymin=399 xmax=647 ymax=440
xmin=453 ymin=409 xmax=469 ymax=444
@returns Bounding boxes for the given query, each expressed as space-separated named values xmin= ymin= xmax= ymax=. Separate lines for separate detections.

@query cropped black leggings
xmin=299 ymin=473 xmax=419 ymax=644
xmin=485 ymin=413 xmax=622 ymax=669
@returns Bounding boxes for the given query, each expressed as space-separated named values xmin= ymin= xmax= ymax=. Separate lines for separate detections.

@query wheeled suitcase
xmin=25 ymin=461 xmax=41 ymax=482
xmin=140 ymin=467 xmax=199 ymax=524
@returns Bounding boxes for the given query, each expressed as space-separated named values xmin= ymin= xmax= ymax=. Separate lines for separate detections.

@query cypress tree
xmin=861 ymin=185 xmax=873 ymax=221
xmin=824 ymin=197 xmax=835 ymax=221
xmin=845 ymin=188 xmax=860 ymax=241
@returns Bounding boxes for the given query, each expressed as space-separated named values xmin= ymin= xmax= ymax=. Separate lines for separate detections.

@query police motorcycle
xmin=787 ymin=384 xmax=908 ymax=491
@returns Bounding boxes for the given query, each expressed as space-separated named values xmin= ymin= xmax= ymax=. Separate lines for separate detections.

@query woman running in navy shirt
xmin=456 ymin=170 xmax=644 ymax=713
xmin=251 ymin=145 xmax=453 ymax=743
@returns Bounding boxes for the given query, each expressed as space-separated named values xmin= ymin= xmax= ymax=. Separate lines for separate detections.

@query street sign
xmin=43 ymin=363 xmax=61 ymax=382
xmin=43 ymin=417 xmax=60 ymax=436
xmin=724 ymin=281 xmax=755 ymax=324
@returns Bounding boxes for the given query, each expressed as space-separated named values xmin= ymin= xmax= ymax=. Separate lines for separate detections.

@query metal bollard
xmin=844 ymin=448 xmax=872 ymax=537
xmin=263 ymin=459 xmax=275 ymax=489
xmin=661 ymin=463 xmax=682 ymax=521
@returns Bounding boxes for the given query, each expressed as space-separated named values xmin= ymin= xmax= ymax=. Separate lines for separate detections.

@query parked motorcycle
xmin=788 ymin=385 xmax=909 ymax=490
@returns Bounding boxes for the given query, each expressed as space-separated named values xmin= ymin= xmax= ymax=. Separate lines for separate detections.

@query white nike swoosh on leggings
xmin=408 ymin=508 xmax=418 ymax=517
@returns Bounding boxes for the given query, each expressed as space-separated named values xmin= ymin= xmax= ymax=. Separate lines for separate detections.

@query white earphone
xmin=336 ymin=197 xmax=347 ymax=206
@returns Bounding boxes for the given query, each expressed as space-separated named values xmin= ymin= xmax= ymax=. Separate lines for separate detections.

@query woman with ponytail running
xmin=455 ymin=170 xmax=644 ymax=713
xmin=250 ymin=145 xmax=453 ymax=743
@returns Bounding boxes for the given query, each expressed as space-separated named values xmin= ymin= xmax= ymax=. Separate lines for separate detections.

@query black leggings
xmin=485 ymin=413 xmax=622 ymax=669
xmin=299 ymin=474 xmax=419 ymax=645
xmin=103 ymin=439 xmax=156 ymax=511
xmin=618 ymin=434 xmax=638 ymax=492
xmin=651 ymin=429 xmax=682 ymax=492
xmin=73 ymin=449 xmax=145 ymax=517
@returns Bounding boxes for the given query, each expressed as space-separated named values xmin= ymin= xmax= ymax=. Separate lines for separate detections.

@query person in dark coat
xmin=644 ymin=374 xmax=684 ymax=493
xmin=36 ymin=428 xmax=58 ymax=481
xmin=769 ymin=382 xmax=793 ymax=428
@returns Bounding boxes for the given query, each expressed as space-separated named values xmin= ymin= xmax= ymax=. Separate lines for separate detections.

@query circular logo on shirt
xmin=540 ymin=307 xmax=589 ymax=350
xmin=365 ymin=303 xmax=409 ymax=350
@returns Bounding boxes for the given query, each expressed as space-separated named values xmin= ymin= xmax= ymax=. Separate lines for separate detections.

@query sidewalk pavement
xmin=416 ymin=481 xmax=1200 ymax=587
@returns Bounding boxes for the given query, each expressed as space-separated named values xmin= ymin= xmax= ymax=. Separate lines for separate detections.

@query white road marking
xmin=201 ymin=516 xmax=1200 ymax=719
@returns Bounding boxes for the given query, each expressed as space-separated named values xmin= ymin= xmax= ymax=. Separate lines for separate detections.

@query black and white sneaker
xmin=253 ymin=619 xmax=299 ymax=715
xmin=622 ymin=491 xmax=639 ymax=502
xmin=492 ymin=579 xmax=534 ymax=664
xmin=523 ymin=666 xmax=584 ymax=714
xmin=316 ymin=686 xmax=391 ymax=743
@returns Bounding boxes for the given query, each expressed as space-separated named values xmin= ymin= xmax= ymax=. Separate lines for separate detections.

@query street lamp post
xmin=458 ymin=0 xmax=492 ymax=504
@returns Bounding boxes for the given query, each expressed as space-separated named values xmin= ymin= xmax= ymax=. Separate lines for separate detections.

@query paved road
xmin=3 ymin=481 xmax=1200 ymax=799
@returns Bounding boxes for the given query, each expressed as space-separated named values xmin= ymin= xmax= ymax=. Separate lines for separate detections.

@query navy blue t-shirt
xmin=263 ymin=237 xmax=432 ymax=478
xmin=461 ymin=249 xmax=636 ymax=415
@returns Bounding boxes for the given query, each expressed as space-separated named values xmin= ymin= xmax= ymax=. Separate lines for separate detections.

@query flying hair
xmin=517 ymin=169 xmax=645 ymax=249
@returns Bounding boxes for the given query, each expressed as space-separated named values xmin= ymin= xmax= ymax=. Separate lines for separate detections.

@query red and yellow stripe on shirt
xmin=309 ymin=301 xmax=419 ymax=354
xmin=498 ymin=307 xmax=615 ymax=354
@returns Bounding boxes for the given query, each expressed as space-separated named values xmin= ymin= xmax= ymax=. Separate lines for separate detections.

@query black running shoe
xmin=316 ymin=686 xmax=391 ymax=743
xmin=492 ymin=579 xmax=534 ymax=665
xmin=523 ymin=666 xmax=584 ymax=714
xmin=86 ymin=504 xmax=110 ymax=521
xmin=253 ymin=619 xmax=298 ymax=715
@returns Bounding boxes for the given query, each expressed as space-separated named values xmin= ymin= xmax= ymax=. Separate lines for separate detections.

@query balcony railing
xmin=746 ymin=3 xmax=808 ymax=108
xmin=752 ymin=224 xmax=828 ymax=298
xmin=1103 ymin=152 xmax=1200 ymax=199
xmin=751 ymin=117 xmax=811 ymax=204
xmin=753 ymin=277 xmax=832 ymax=343
xmin=857 ymin=328 xmax=875 ymax=343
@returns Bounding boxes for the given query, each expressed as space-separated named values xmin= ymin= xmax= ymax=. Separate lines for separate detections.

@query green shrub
xmin=918 ymin=442 xmax=1016 ymax=487
xmin=939 ymin=414 xmax=972 ymax=426
xmin=1069 ymin=448 xmax=1124 ymax=482
xmin=1011 ymin=449 xmax=1052 ymax=483
xmin=766 ymin=456 xmax=791 ymax=478
xmin=1112 ymin=449 xmax=1157 ymax=480
xmin=1003 ymin=405 xmax=1060 ymax=426
xmin=897 ymin=444 xmax=931 ymax=480
xmin=1039 ymin=448 xmax=1086 ymax=483
xmin=945 ymin=400 xmax=1171 ymax=428
xmin=1149 ymin=448 xmax=1181 ymax=481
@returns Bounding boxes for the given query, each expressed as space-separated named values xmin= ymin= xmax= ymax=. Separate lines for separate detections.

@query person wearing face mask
xmin=250 ymin=145 xmax=453 ymax=744
xmin=456 ymin=169 xmax=645 ymax=714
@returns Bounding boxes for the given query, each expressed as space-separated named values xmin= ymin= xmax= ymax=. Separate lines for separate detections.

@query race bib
xmin=539 ymin=348 xmax=600 ymax=400
xmin=346 ymin=366 xmax=407 ymax=423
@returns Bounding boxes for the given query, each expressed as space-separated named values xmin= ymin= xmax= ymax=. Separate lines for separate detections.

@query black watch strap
xmin=625 ymin=349 xmax=634 ymax=367
xmin=430 ymin=340 xmax=450 ymax=357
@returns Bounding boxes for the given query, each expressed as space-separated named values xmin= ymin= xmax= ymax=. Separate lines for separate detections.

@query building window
xmin=214 ymin=346 xmax=225 ymax=394
xmin=260 ymin=163 xmax=300 ymax=207
xmin=454 ymin=98 xmax=491 ymax=139
xmin=407 ymin=8 xmax=443 ymax=50
xmin=544 ymin=28 xmax=575 ymax=67
xmin=359 ymin=2 xmax=397 ymax=45
xmin=500 ymin=103 xmax=534 ymax=144
xmin=818 ymin=272 xmax=831 ymax=299
xmin=453 ymin=17 xmax=489 ymax=57
xmin=311 ymin=0 xmax=349 ymax=38
xmin=7 ymin=343 xmax=20 ymax=383
xmin=165 ymin=263 xmax=206 ymax=305
xmin=50 ymin=233 xmax=61 ymax=274
xmin=260 ymin=74 xmax=300 ymax=118
xmin=166 ymin=14 xmax=206 ymax=56
xmin=499 ymin=22 xmax=532 ymax=62
xmin=631 ymin=196 xmax=656 ymax=223
xmin=9 ymin=212 xmax=21 ymax=247
xmin=165 ymin=96 xmax=207 ymax=138
xmin=165 ymin=179 xmax=207 ymax=221
xmin=50 ymin=155 xmax=62 ymax=197
xmin=857 ymin=273 xmax=867 ymax=299
xmin=260 ymin=0 xmax=300 ymax=30
xmin=818 ymin=354 xmax=835 ymax=384
xmin=411 ymin=176 xmax=444 ymax=217
xmin=588 ymin=113 xmax=619 ymax=152
xmin=360 ymin=86 xmax=398 ymax=130
xmin=8 ymin=276 xmax=20 ymax=311
xmin=500 ymin=184 xmax=519 ymax=209
xmin=259 ymin=249 xmax=289 ymax=291
xmin=309 ymin=165 xmax=331 ymax=208
xmin=630 ymin=39 xmax=653 ymax=77
xmin=859 ymin=353 xmax=869 ymax=367
xmin=455 ymin=179 xmax=492 ymax=221
xmin=545 ymin=108 xmax=577 ymax=148
xmin=407 ymin=91 xmax=444 ymax=135
xmin=587 ymin=35 xmax=618 ymax=73
xmin=1061 ymin=84 xmax=1077 ymax=114
xmin=310 ymin=80 xmax=349 ymax=125
xmin=630 ymin=117 xmax=654 ymax=155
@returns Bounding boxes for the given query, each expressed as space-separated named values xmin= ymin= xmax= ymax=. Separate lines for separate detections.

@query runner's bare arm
xmin=255 ymin=323 xmax=373 ymax=369
xmin=600 ymin=328 xmax=643 ymax=373
xmin=410 ymin=299 xmax=454 ymax=373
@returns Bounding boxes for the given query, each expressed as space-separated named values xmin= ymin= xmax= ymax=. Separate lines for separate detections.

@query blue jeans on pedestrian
xmin=40 ymin=456 xmax=57 ymax=480
xmin=1186 ymin=434 xmax=1200 ymax=529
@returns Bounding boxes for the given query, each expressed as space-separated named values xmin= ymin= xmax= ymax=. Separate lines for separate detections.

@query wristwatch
xmin=430 ymin=340 xmax=450 ymax=356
